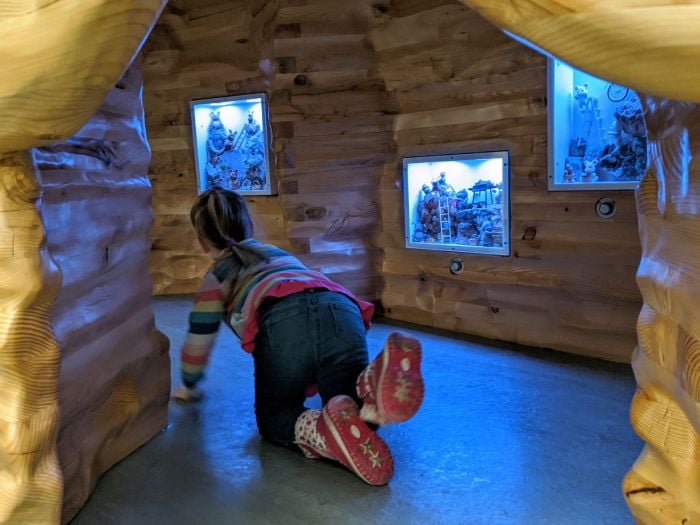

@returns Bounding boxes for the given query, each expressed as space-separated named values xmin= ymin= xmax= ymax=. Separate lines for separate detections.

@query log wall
xmin=268 ymin=0 xmax=391 ymax=299
xmin=35 ymin=64 xmax=170 ymax=524
xmin=144 ymin=0 xmax=641 ymax=361
xmin=143 ymin=0 xmax=286 ymax=295
xmin=371 ymin=3 xmax=641 ymax=361
xmin=144 ymin=0 xmax=387 ymax=300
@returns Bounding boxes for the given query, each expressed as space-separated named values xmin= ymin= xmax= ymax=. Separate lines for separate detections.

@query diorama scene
xmin=549 ymin=59 xmax=648 ymax=190
xmin=191 ymin=94 xmax=271 ymax=194
xmin=404 ymin=153 xmax=509 ymax=255
xmin=1 ymin=2 xmax=698 ymax=525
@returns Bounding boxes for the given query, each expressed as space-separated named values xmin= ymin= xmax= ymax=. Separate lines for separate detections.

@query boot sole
xmin=376 ymin=332 xmax=424 ymax=423
xmin=323 ymin=396 xmax=394 ymax=485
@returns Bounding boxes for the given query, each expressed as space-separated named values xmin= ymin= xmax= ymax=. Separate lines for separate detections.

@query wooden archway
xmin=458 ymin=2 xmax=700 ymax=523
xmin=1 ymin=1 xmax=698 ymax=524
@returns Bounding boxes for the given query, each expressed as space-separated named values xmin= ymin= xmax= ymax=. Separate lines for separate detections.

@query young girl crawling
xmin=173 ymin=187 xmax=424 ymax=485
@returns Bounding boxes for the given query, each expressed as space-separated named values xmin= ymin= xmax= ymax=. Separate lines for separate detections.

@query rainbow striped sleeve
xmin=181 ymin=271 xmax=225 ymax=387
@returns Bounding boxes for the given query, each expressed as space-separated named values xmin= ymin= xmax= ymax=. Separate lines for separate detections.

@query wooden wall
xmin=35 ymin=64 xmax=170 ymax=523
xmin=143 ymin=0 xmax=389 ymax=300
xmin=268 ymin=0 xmax=392 ymax=298
xmin=144 ymin=0 xmax=641 ymax=361
xmin=143 ymin=0 xmax=280 ymax=294
xmin=371 ymin=2 xmax=641 ymax=362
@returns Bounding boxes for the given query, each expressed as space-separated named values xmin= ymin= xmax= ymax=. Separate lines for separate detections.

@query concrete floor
xmin=71 ymin=296 xmax=642 ymax=525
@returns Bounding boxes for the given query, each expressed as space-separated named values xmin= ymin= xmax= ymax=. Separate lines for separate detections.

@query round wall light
xmin=449 ymin=257 xmax=464 ymax=275
xmin=595 ymin=197 xmax=617 ymax=219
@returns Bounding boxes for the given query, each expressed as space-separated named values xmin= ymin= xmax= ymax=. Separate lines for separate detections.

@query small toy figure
xmin=574 ymin=83 xmax=592 ymax=112
xmin=242 ymin=111 xmax=261 ymax=138
xmin=563 ymin=162 xmax=576 ymax=183
xmin=205 ymin=155 xmax=224 ymax=188
xmin=454 ymin=222 xmax=470 ymax=245
xmin=224 ymin=130 xmax=236 ymax=152
xmin=581 ymin=159 xmax=599 ymax=183
xmin=229 ymin=169 xmax=240 ymax=189
xmin=206 ymin=111 xmax=228 ymax=162
xmin=476 ymin=211 xmax=494 ymax=247
xmin=436 ymin=172 xmax=455 ymax=196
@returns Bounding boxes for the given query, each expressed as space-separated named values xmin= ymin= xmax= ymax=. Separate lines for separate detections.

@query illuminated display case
xmin=548 ymin=58 xmax=647 ymax=191
xmin=190 ymin=93 xmax=274 ymax=195
xmin=403 ymin=151 xmax=510 ymax=256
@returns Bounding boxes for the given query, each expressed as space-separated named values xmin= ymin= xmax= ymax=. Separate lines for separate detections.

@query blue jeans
xmin=253 ymin=289 xmax=369 ymax=446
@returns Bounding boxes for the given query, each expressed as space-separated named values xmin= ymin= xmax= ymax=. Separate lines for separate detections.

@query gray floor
xmin=71 ymin=296 xmax=642 ymax=525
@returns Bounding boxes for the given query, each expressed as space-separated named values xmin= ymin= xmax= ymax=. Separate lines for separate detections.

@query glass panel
xmin=548 ymin=59 xmax=647 ymax=191
xmin=403 ymin=151 xmax=510 ymax=256
xmin=190 ymin=93 xmax=273 ymax=195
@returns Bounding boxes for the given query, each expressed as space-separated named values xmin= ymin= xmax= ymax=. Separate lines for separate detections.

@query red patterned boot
xmin=356 ymin=332 xmax=424 ymax=425
xmin=294 ymin=396 xmax=394 ymax=485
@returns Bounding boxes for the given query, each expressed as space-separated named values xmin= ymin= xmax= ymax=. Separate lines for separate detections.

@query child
xmin=172 ymin=187 xmax=424 ymax=485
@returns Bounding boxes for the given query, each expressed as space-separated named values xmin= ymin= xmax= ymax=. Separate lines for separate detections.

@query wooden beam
xmin=0 ymin=0 xmax=167 ymax=153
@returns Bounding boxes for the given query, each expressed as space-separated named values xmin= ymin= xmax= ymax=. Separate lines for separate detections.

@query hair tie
xmin=227 ymin=238 xmax=237 ymax=247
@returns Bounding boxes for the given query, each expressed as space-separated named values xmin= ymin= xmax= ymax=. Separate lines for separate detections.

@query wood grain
xmin=458 ymin=1 xmax=700 ymax=104
xmin=458 ymin=2 xmax=700 ymax=521
xmin=372 ymin=2 xmax=641 ymax=361
xmin=144 ymin=0 xmax=390 ymax=301
xmin=0 ymin=151 xmax=63 ymax=524
xmin=144 ymin=0 xmax=642 ymax=361
xmin=621 ymin=98 xmax=700 ymax=524
xmin=33 ymin=64 xmax=171 ymax=524
xmin=0 ymin=0 xmax=167 ymax=153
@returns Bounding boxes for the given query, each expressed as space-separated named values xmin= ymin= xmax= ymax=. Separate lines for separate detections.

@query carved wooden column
xmin=34 ymin=63 xmax=171 ymax=524
xmin=623 ymin=98 xmax=700 ymax=523
xmin=0 ymin=1 xmax=168 ymax=523
xmin=457 ymin=1 xmax=700 ymax=522
xmin=0 ymin=152 xmax=63 ymax=524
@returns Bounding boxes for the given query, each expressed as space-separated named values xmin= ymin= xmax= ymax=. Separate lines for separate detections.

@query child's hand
xmin=171 ymin=385 xmax=203 ymax=403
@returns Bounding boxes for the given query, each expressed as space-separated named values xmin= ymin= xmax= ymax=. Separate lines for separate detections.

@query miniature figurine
xmin=206 ymin=111 xmax=228 ymax=163
xmin=224 ymin=130 xmax=236 ymax=152
xmin=436 ymin=172 xmax=455 ymax=196
xmin=244 ymin=139 xmax=265 ymax=183
xmin=229 ymin=168 xmax=240 ymax=190
xmin=205 ymin=156 xmax=224 ymax=188
xmin=454 ymin=222 xmax=470 ymax=245
xmin=574 ymin=83 xmax=592 ymax=112
xmin=243 ymin=112 xmax=261 ymax=137
xmin=563 ymin=162 xmax=576 ymax=183
xmin=581 ymin=159 xmax=599 ymax=183
xmin=413 ymin=225 xmax=426 ymax=243
xmin=476 ymin=211 xmax=494 ymax=247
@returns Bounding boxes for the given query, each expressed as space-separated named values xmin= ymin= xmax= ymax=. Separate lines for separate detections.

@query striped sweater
xmin=181 ymin=239 xmax=374 ymax=387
